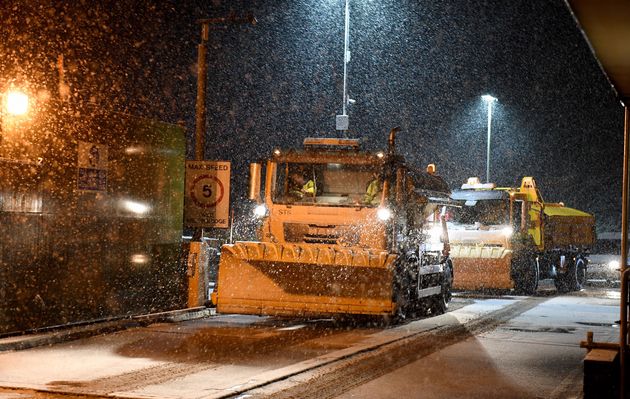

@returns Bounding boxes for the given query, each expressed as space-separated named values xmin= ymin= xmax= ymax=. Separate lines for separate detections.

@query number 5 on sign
xmin=202 ymin=185 xmax=212 ymax=198
xmin=184 ymin=161 xmax=231 ymax=228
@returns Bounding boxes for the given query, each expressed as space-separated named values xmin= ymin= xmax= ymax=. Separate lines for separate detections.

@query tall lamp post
xmin=192 ymin=14 xmax=255 ymax=241
xmin=481 ymin=94 xmax=497 ymax=183
xmin=194 ymin=14 xmax=256 ymax=162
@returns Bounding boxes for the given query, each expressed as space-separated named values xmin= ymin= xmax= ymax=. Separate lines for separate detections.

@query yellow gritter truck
xmin=448 ymin=177 xmax=596 ymax=293
xmin=212 ymin=128 xmax=454 ymax=320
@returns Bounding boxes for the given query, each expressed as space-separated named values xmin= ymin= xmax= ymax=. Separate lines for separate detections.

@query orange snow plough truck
xmin=448 ymin=177 xmax=595 ymax=293
xmin=212 ymin=129 xmax=454 ymax=319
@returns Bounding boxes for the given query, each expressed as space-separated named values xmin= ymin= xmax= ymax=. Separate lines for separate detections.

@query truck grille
xmin=284 ymin=223 xmax=354 ymax=245
xmin=303 ymin=232 xmax=339 ymax=245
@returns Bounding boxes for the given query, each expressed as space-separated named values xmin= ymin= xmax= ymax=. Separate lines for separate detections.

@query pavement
xmin=336 ymin=290 xmax=621 ymax=399
xmin=0 ymin=307 xmax=213 ymax=352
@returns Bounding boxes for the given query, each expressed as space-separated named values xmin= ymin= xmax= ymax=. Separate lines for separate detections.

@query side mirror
xmin=249 ymin=163 xmax=261 ymax=202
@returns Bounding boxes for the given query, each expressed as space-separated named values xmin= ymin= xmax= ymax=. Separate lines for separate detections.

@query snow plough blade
xmin=450 ymin=245 xmax=514 ymax=290
xmin=214 ymin=242 xmax=398 ymax=317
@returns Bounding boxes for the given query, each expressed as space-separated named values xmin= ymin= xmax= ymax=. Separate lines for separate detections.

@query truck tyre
xmin=555 ymin=257 xmax=587 ymax=292
xmin=392 ymin=260 xmax=416 ymax=322
xmin=430 ymin=260 xmax=453 ymax=315
xmin=513 ymin=255 xmax=539 ymax=295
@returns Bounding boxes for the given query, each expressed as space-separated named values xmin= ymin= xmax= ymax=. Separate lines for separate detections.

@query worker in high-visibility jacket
xmin=363 ymin=173 xmax=382 ymax=204
xmin=289 ymin=172 xmax=316 ymax=199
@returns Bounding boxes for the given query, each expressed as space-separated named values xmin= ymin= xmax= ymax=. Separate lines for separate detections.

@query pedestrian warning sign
xmin=185 ymin=160 xmax=231 ymax=228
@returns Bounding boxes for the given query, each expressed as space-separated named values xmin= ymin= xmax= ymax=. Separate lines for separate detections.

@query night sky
xmin=1 ymin=0 xmax=624 ymax=232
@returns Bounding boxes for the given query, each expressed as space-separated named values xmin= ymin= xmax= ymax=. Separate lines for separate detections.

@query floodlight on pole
xmin=6 ymin=90 xmax=29 ymax=116
xmin=482 ymin=94 xmax=497 ymax=183
xmin=1 ymin=89 xmax=30 ymax=138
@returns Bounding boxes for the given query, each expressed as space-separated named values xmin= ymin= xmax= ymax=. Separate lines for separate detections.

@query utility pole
xmin=481 ymin=94 xmax=497 ymax=183
xmin=194 ymin=13 xmax=257 ymax=162
xmin=336 ymin=0 xmax=352 ymax=133
xmin=191 ymin=13 xmax=256 ymax=241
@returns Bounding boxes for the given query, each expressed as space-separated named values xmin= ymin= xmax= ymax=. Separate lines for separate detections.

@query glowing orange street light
xmin=1 ymin=89 xmax=30 ymax=137
xmin=6 ymin=90 xmax=29 ymax=116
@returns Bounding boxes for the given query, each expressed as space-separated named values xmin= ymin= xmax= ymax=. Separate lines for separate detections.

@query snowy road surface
xmin=0 ymin=286 xmax=620 ymax=399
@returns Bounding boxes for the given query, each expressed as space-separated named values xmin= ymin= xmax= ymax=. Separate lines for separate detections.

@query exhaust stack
xmin=388 ymin=126 xmax=401 ymax=155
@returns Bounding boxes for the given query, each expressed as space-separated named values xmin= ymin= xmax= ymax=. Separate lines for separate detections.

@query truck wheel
xmin=514 ymin=256 xmax=539 ymax=295
xmin=392 ymin=262 xmax=415 ymax=322
xmin=556 ymin=257 xmax=587 ymax=292
xmin=430 ymin=260 xmax=453 ymax=315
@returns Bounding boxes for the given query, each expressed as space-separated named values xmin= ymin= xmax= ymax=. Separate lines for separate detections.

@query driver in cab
xmin=289 ymin=172 xmax=316 ymax=200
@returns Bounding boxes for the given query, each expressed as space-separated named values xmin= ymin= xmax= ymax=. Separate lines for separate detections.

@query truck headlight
xmin=377 ymin=207 xmax=392 ymax=221
xmin=608 ymin=260 xmax=620 ymax=271
xmin=428 ymin=226 xmax=443 ymax=243
xmin=253 ymin=204 xmax=267 ymax=217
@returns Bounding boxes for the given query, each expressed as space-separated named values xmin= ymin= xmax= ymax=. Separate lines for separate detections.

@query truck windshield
xmin=273 ymin=162 xmax=381 ymax=207
xmin=451 ymin=199 xmax=510 ymax=226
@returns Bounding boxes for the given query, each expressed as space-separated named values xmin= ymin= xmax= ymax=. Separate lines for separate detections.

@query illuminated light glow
xmin=608 ymin=260 xmax=620 ymax=271
xmin=273 ymin=149 xmax=281 ymax=155
xmin=467 ymin=177 xmax=481 ymax=185
xmin=428 ymin=226 xmax=443 ymax=243
xmin=253 ymin=204 xmax=267 ymax=217
xmin=482 ymin=94 xmax=497 ymax=103
xmin=131 ymin=253 xmax=149 ymax=264
xmin=277 ymin=324 xmax=306 ymax=331
xmin=122 ymin=199 xmax=150 ymax=215
xmin=125 ymin=146 xmax=145 ymax=154
xmin=6 ymin=90 xmax=29 ymax=115
xmin=376 ymin=207 xmax=392 ymax=221
xmin=376 ymin=151 xmax=384 ymax=158
xmin=461 ymin=176 xmax=495 ymax=190
xmin=502 ymin=226 xmax=513 ymax=237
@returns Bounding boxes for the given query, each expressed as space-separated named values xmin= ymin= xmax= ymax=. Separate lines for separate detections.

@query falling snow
xmin=0 ymin=0 xmax=624 ymax=332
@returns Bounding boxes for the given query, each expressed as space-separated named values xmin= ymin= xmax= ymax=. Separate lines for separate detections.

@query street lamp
xmin=1 ymin=89 xmax=30 ymax=136
xmin=481 ymin=94 xmax=497 ymax=183
xmin=6 ymin=90 xmax=29 ymax=116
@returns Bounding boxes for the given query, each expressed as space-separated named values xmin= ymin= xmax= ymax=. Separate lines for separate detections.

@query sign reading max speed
xmin=185 ymin=161 xmax=231 ymax=228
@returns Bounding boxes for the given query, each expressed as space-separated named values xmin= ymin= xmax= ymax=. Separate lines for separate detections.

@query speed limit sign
xmin=190 ymin=174 xmax=224 ymax=208
xmin=185 ymin=161 xmax=231 ymax=228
